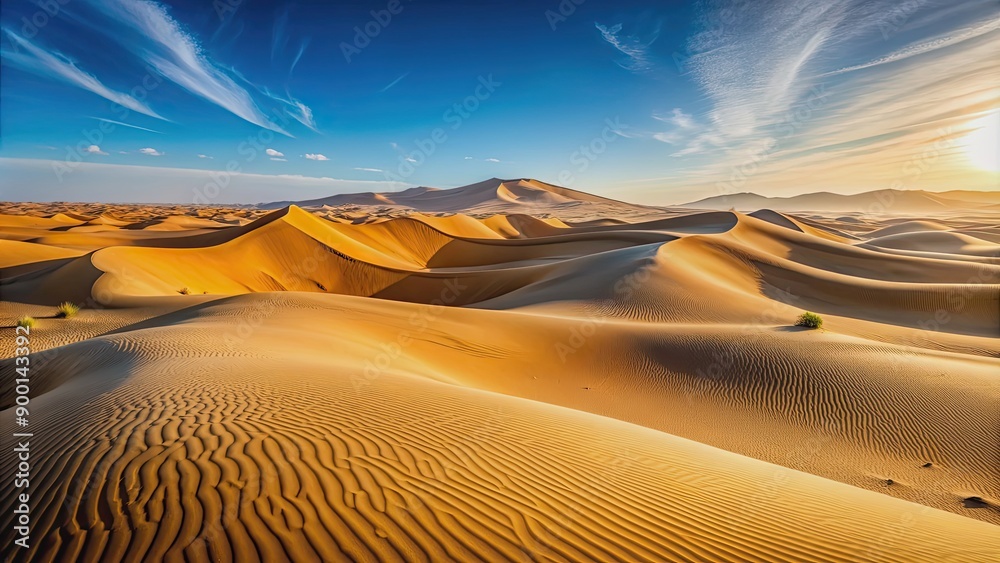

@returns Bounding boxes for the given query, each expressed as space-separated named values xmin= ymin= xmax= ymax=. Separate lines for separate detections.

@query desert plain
xmin=1 ymin=178 xmax=998 ymax=562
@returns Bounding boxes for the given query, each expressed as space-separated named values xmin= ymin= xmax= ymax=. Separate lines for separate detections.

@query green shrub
xmin=795 ymin=311 xmax=823 ymax=329
xmin=17 ymin=316 xmax=36 ymax=329
xmin=56 ymin=302 xmax=80 ymax=318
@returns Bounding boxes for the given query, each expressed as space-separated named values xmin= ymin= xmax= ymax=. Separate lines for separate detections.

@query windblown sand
xmin=2 ymin=181 xmax=998 ymax=562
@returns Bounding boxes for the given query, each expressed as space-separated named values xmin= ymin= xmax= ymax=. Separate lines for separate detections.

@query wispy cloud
xmin=304 ymin=153 xmax=328 ymax=161
xmin=379 ymin=72 xmax=410 ymax=93
xmin=265 ymin=148 xmax=284 ymax=157
xmin=139 ymin=147 xmax=162 ymax=156
xmin=257 ymin=89 xmax=319 ymax=132
xmin=1 ymin=29 xmax=164 ymax=120
xmin=659 ymin=0 xmax=1000 ymax=195
xmin=595 ymin=21 xmax=660 ymax=72
xmin=0 ymin=157 xmax=410 ymax=203
xmin=88 ymin=116 xmax=164 ymax=134
xmin=825 ymin=16 xmax=1000 ymax=76
xmin=668 ymin=1 xmax=935 ymax=160
xmin=484 ymin=158 xmax=501 ymax=163
xmin=198 ymin=154 xmax=213 ymax=159
xmin=86 ymin=0 xmax=293 ymax=135
xmin=289 ymin=38 xmax=310 ymax=75
xmin=354 ymin=167 xmax=383 ymax=172
xmin=654 ymin=108 xmax=697 ymax=130
xmin=271 ymin=6 xmax=290 ymax=61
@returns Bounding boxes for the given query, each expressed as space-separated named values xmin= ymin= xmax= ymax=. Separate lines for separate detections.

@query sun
xmin=962 ymin=112 xmax=1000 ymax=172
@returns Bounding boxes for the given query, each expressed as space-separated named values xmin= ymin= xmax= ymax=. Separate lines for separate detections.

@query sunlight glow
xmin=962 ymin=112 xmax=1000 ymax=172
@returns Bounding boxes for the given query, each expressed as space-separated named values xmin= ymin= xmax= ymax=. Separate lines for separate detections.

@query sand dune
xmin=262 ymin=178 xmax=655 ymax=217
xmin=1 ymin=187 xmax=998 ymax=562
xmin=681 ymin=189 xmax=997 ymax=213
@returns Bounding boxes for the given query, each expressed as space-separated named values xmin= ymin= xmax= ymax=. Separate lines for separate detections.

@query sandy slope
xmin=1 ymin=195 xmax=998 ymax=561
xmin=262 ymin=178 xmax=660 ymax=219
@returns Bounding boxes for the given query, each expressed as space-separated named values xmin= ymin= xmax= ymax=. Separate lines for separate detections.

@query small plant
xmin=795 ymin=311 xmax=823 ymax=329
xmin=17 ymin=316 xmax=36 ymax=329
xmin=179 ymin=287 xmax=190 ymax=295
xmin=56 ymin=302 xmax=80 ymax=318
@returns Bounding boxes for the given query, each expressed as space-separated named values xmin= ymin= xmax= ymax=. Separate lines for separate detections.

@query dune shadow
xmin=963 ymin=496 xmax=992 ymax=509
xmin=774 ymin=325 xmax=818 ymax=333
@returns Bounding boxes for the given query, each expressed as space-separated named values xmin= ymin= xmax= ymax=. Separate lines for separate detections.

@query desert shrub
xmin=179 ymin=287 xmax=190 ymax=295
xmin=56 ymin=302 xmax=80 ymax=318
xmin=795 ymin=311 xmax=823 ymax=329
xmin=17 ymin=316 xmax=36 ymax=329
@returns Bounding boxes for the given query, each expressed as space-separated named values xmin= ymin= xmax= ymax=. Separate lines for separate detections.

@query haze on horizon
xmin=1 ymin=0 xmax=997 ymax=205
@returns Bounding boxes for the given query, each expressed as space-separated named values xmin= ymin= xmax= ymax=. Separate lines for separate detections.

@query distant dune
xmin=679 ymin=188 xmax=1000 ymax=213
xmin=2 ymin=180 xmax=998 ymax=562
xmin=261 ymin=177 xmax=654 ymax=215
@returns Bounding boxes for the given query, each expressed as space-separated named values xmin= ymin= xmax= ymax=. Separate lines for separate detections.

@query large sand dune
xmin=2 ymin=184 xmax=998 ymax=562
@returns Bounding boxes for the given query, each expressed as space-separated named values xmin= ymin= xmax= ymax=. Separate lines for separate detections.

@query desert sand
xmin=2 ymin=178 xmax=998 ymax=562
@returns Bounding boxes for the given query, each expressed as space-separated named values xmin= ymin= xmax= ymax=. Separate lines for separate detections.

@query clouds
xmin=826 ymin=16 xmax=1000 ymax=77
xmin=379 ymin=72 xmax=410 ymax=93
xmin=655 ymin=108 xmax=696 ymax=131
xmin=139 ymin=147 xmax=162 ymax=156
xmin=650 ymin=109 xmax=703 ymax=149
xmin=89 ymin=0 xmax=295 ymax=135
xmin=354 ymin=167 xmax=383 ymax=173
xmin=660 ymin=0 xmax=1000 ymax=194
xmin=0 ymin=29 xmax=163 ymax=119
xmin=89 ymin=117 xmax=164 ymax=134
xmin=266 ymin=149 xmax=330 ymax=162
xmin=4 ymin=0 xmax=318 ymax=136
xmin=595 ymin=20 xmax=661 ymax=72
xmin=86 ymin=145 xmax=108 ymax=155
xmin=0 ymin=158 xmax=409 ymax=204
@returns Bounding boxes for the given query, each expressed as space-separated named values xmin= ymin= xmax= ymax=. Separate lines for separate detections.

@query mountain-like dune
xmin=262 ymin=178 xmax=654 ymax=216
xmin=2 ymin=184 xmax=998 ymax=562
xmin=680 ymin=189 xmax=994 ymax=213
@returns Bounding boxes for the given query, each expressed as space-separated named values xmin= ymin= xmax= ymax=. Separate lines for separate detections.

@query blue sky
xmin=0 ymin=0 xmax=997 ymax=204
